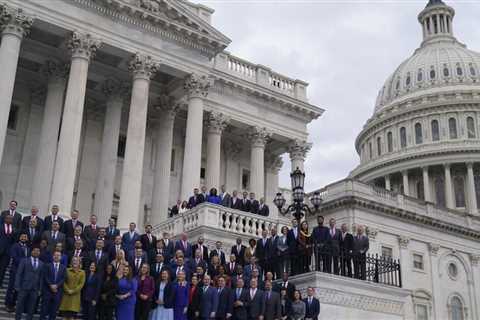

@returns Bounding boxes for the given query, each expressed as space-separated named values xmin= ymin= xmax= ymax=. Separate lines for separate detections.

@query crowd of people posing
xmin=0 ymin=198 xmax=370 ymax=320
xmin=169 ymin=186 xmax=270 ymax=217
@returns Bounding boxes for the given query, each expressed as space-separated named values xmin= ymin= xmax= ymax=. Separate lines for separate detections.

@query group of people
xmin=170 ymin=186 xmax=270 ymax=217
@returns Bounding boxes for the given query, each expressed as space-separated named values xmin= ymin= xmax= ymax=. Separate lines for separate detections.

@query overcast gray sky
xmin=196 ymin=0 xmax=480 ymax=191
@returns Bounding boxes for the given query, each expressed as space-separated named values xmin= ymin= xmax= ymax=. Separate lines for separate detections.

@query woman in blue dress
xmin=207 ymin=188 xmax=221 ymax=205
xmin=173 ymin=271 xmax=189 ymax=320
xmin=150 ymin=270 xmax=174 ymax=320
xmin=116 ymin=264 xmax=138 ymax=320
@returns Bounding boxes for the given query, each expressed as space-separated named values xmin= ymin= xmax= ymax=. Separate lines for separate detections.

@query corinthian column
xmin=50 ymin=32 xmax=101 ymax=214
xmin=466 ymin=162 xmax=478 ymax=215
xmin=205 ymin=112 xmax=230 ymax=190
xmin=31 ymin=60 xmax=69 ymax=215
xmin=0 ymin=6 xmax=33 ymax=166
xmin=93 ymin=79 xmax=128 ymax=225
xmin=248 ymin=127 xmax=271 ymax=199
xmin=224 ymin=141 xmax=241 ymax=191
xmin=151 ymin=95 xmax=179 ymax=225
xmin=287 ymin=140 xmax=312 ymax=172
xmin=265 ymin=154 xmax=283 ymax=218
xmin=117 ymin=54 xmax=158 ymax=230
xmin=444 ymin=164 xmax=454 ymax=209
xmin=180 ymin=74 xmax=210 ymax=201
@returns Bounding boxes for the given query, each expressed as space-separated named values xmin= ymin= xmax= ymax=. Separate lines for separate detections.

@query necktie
xmin=31 ymin=228 xmax=35 ymax=237
xmin=267 ymin=291 xmax=271 ymax=300
xmin=52 ymin=232 xmax=56 ymax=240
xmin=34 ymin=258 xmax=38 ymax=269
xmin=204 ymin=286 xmax=208 ymax=293
xmin=96 ymin=251 xmax=101 ymax=262
xmin=136 ymin=259 xmax=140 ymax=270
xmin=23 ymin=245 xmax=27 ymax=257
xmin=237 ymin=289 xmax=240 ymax=299
xmin=54 ymin=264 xmax=58 ymax=281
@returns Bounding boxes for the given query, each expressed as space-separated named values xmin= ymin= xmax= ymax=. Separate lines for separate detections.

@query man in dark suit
xmin=109 ymin=235 xmax=123 ymax=261
xmin=170 ymin=200 xmax=182 ymax=217
xmin=188 ymin=188 xmax=205 ymax=209
xmin=0 ymin=215 xmax=17 ymax=288
xmin=230 ymin=190 xmax=242 ymax=210
xmin=122 ymin=222 xmax=140 ymax=252
xmin=327 ymin=218 xmax=342 ymax=275
xmin=263 ymin=280 xmax=281 ymax=320
xmin=5 ymin=232 xmax=30 ymax=312
xmin=151 ymin=253 xmax=170 ymax=280
xmin=191 ymin=248 xmax=208 ymax=272
xmin=275 ymin=272 xmax=296 ymax=301
xmin=66 ymin=225 xmax=86 ymax=252
xmin=256 ymin=230 xmax=270 ymax=277
xmin=200 ymin=185 xmax=209 ymax=202
xmin=258 ymin=198 xmax=269 ymax=217
xmin=172 ymin=256 xmax=191 ymax=282
xmin=162 ymin=232 xmax=175 ymax=263
xmin=129 ymin=247 xmax=147 ymax=276
xmin=210 ymin=240 xmax=226 ymax=265
xmin=200 ymin=275 xmax=219 ymax=319
xmin=216 ymin=276 xmax=233 ymax=319
xmin=42 ymin=221 xmax=66 ymax=252
xmin=26 ymin=218 xmax=42 ymax=245
xmin=311 ymin=215 xmax=331 ymax=273
xmin=88 ymin=239 xmax=109 ymax=274
xmin=243 ymin=257 xmax=262 ymax=283
xmin=43 ymin=205 xmax=64 ymax=231
xmin=192 ymin=236 xmax=209 ymax=260
xmin=339 ymin=223 xmax=354 ymax=277
xmin=1 ymin=200 xmax=22 ymax=230
xmin=303 ymin=287 xmax=320 ymax=320
xmin=249 ymin=193 xmax=260 ymax=214
xmin=22 ymin=206 xmax=44 ymax=234
xmin=105 ymin=218 xmax=120 ymax=241
xmin=175 ymin=233 xmax=192 ymax=258
xmin=68 ymin=238 xmax=87 ymax=268
xmin=287 ymin=219 xmax=300 ymax=275
xmin=232 ymin=277 xmax=249 ymax=320
xmin=83 ymin=214 xmax=99 ymax=250
xmin=268 ymin=228 xmax=279 ymax=278
xmin=41 ymin=251 xmax=66 ymax=320
xmin=62 ymin=209 xmax=84 ymax=239
xmin=226 ymin=254 xmax=238 ymax=276
xmin=353 ymin=225 xmax=369 ymax=280
xmin=247 ymin=278 xmax=264 ymax=320
xmin=240 ymin=192 xmax=251 ymax=212
xmin=231 ymin=238 xmax=246 ymax=266
xmin=140 ymin=224 xmax=157 ymax=253
xmin=219 ymin=185 xmax=232 ymax=207
xmin=15 ymin=246 xmax=43 ymax=320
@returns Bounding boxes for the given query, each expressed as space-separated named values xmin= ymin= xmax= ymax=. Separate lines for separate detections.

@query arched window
xmin=415 ymin=123 xmax=423 ymax=144
xmin=406 ymin=73 xmax=411 ymax=86
xmin=417 ymin=69 xmax=423 ymax=82
xmin=400 ymin=127 xmax=407 ymax=148
xmin=387 ymin=132 xmax=393 ymax=152
xmin=467 ymin=116 xmax=476 ymax=138
xmin=377 ymin=137 xmax=382 ymax=156
xmin=369 ymin=142 xmax=372 ymax=160
xmin=417 ymin=180 xmax=425 ymax=200
xmin=470 ymin=64 xmax=476 ymax=76
xmin=443 ymin=65 xmax=450 ymax=77
xmin=449 ymin=118 xmax=458 ymax=139
xmin=431 ymin=120 xmax=440 ymax=141
xmin=435 ymin=176 xmax=446 ymax=207
xmin=456 ymin=65 xmax=463 ymax=76
xmin=450 ymin=296 xmax=464 ymax=320
xmin=430 ymin=67 xmax=436 ymax=80
xmin=454 ymin=176 xmax=466 ymax=207
xmin=395 ymin=79 xmax=401 ymax=90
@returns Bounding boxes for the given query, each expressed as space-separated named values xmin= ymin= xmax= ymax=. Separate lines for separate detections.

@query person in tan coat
xmin=60 ymin=256 xmax=86 ymax=320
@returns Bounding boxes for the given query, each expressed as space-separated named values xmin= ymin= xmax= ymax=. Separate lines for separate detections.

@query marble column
xmin=398 ymin=236 xmax=410 ymax=288
xmin=180 ymin=74 xmax=210 ymax=201
xmin=117 ymin=54 xmax=158 ymax=230
xmin=248 ymin=127 xmax=271 ymax=199
xmin=50 ymin=32 xmax=101 ymax=214
xmin=428 ymin=243 xmax=441 ymax=319
xmin=151 ymin=95 xmax=179 ymax=226
xmin=224 ymin=141 xmax=241 ymax=192
xmin=402 ymin=170 xmax=410 ymax=196
xmin=444 ymin=164 xmax=454 ymax=209
xmin=265 ymin=154 xmax=283 ymax=218
xmin=422 ymin=166 xmax=432 ymax=202
xmin=93 ymin=79 xmax=127 ymax=225
xmin=205 ymin=112 xmax=229 ymax=190
xmin=0 ymin=6 xmax=33 ymax=166
xmin=466 ymin=162 xmax=478 ymax=214
xmin=31 ymin=61 xmax=68 ymax=215
xmin=385 ymin=175 xmax=391 ymax=191
xmin=287 ymin=140 xmax=312 ymax=173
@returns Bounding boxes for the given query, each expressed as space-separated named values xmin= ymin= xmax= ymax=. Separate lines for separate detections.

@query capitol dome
xmin=351 ymin=0 xmax=480 ymax=215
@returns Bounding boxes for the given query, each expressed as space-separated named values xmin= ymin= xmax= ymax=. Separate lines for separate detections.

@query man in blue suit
xmin=5 ymin=232 xmax=30 ymax=312
xmin=216 ymin=276 xmax=233 ymax=319
xmin=121 ymin=222 xmax=140 ymax=252
xmin=303 ymin=287 xmax=320 ymax=320
xmin=40 ymin=251 xmax=66 ymax=320
xmin=174 ymin=233 xmax=192 ymax=257
xmin=311 ymin=215 xmax=331 ymax=273
xmin=286 ymin=219 xmax=300 ymax=275
xmin=15 ymin=246 xmax=43 ymax=320
xmin=200 ymin=275 xmax=219 ymax=320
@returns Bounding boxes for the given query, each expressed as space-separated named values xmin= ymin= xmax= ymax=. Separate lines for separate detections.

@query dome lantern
xmin=418 ymin=0 xmax=455 ymax=45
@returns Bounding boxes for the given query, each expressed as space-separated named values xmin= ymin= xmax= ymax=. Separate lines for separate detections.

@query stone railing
xmin=213 ymin=51 xmax=308 ymax=101
xmin=152 ymin=202 xmax=290 ymax=238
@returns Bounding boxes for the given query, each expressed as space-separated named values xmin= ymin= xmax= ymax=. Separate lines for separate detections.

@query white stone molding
xmin=205 ymin=111 xmax=230 ymax=134
xmin=41 ymin=60 xmax=69 ymax=83
xmin=247 ymin=126 xmax=272 ymax=148
xmin=0 ymin=5 xmax=33 ymax=38
xmin=184 ymin=73 xmax=210 ymax=99
xmin=128 ymin=53 xmax=159 ymax=80
xmin=398 ymin=235 xmax=410 ymax=249
xmin=428 ymin=243 xmax=440 ymax=256
xmin=67 ymin=31 xmax=102 ymax=60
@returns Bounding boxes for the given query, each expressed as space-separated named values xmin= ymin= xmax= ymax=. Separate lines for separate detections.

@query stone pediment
xmin=97 ymin=0 xmax=231 ymax=57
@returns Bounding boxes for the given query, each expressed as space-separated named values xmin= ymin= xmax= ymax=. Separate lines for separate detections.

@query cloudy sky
xmin=196 ymin=0 xmax=480 ymax=191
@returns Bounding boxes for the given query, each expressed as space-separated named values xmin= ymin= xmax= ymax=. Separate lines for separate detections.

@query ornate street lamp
xmin=274 ymin=168 xmax=322 ymax=222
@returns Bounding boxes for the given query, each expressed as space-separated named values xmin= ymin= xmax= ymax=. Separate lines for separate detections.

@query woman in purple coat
xmin=173 ymin=271 xmax=189 ymax=320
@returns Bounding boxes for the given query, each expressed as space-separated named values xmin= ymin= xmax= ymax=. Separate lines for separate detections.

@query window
xmin=475 ymin=175 xmax=480 ymax=208
xmin=431 ymin=120 xmax=440 ymax=141
xmin=417 ymin=69 xmax=423 ymax=82
xmin=469 ymin=64 xmax=476 ymax=76
xmin=413 ymin=254 xmax=424 ymax=270
xmin=387 ymin=132 xmax=393 ymax=152
xmin=430 ymin=67 xmax=436 ymax=80
xmin=454 ymin=176 xmax=466 ymax=207
xmin=241 ymin=169 xmax=250 ymax=190
xmin=443 ymin=65 xmax=450 ymax=77
xmin=170 ymin=149 xmax=175 ymax=172
xmin=395 ymin=79 xmax=401 ymax=90
xmin=450 ymin=296 xmax=464 ymax=320
xmin=456 ymin=65 xmax=463 ymax=76
xmin=200 ymin=167 xmax=206 ymax=179
xmin=117 ymin=135 xmax=126 ymax=158
xmin=369 ymin=142 xmax=372 ymax=159
xmin=417 ymin=180 xmax=425 ymax=200
xmin=434 ymin=177 xmax=446 ymax=207
xmin=449 ymin=118 xmax=458 ymax=139
xmin=406 ymin=73 xmax=411 ymax=86
xmin=7 ymin=104 xmax=19 ymax=130
xmin=467 ymin=117 xmax=476 ymax=138
xmin=415 ymin=123 xmax=423 ymax=144
xmin=377 ymin=137 xmax=382 ymax=156
xmin=381 ymin=246 xmax=393 ymax=259
xmin=400 ymin=127 xmax=407 ymax=148
xmin=416 ymin=304 xmax=429 ymax=320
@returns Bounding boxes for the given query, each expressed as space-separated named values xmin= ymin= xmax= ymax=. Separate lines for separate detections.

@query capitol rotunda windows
xmin=415 ymin=123 xmax=423 ymax=144
xmin=431 ymin=120 xmax=440 ymax=141
xmin=400 ymin=127 xmax=407 ymax=148
xmin=448 ymin=118 xmax=458 ymax=139
xmin=466 ymin=117 xmax=476 ymax=138
xmin=387 ymin=132 xmax=393 ymax=152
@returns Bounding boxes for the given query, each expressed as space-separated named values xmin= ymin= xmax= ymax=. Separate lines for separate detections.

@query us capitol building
xmin=0 ymin=0 xmax=479 ymax=319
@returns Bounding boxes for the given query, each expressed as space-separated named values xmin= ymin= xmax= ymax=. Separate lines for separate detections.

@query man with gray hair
xmin=353 ymin=225 xmax=369 ymax=280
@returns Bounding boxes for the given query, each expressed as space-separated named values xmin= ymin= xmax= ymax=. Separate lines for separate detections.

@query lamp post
xmin=273 ymin=168 xmax=322 ymax=223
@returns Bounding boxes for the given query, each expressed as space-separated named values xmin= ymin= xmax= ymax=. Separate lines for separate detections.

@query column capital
xmin=153 ymin=94 xmax=179 ymax=121
xmin=102 ymin=78 xmax=130 ymax=100
xmin=467 ymin=162 xmax=474 ymax=169
xmin=265 ymin=153 xmax=283 ymax=174
xmin=366 ymin=227 xmax=379 ymax=240
xmin=42 ymin=60 xmax=69 ymax=84
xmin=184 ymin=73 xmax=210 ymax=99
xmin=247 ymin=126 xmax=271 ymax=148
xmin=67 ymin=31 xmax=102 ymax=61
xmin=205 ymin=111 xmax=230 ymax=134
xmin=444 ymin=163 xmax=451 ymax=170
xmin=421 ymin=165 xmax=429 ymax=172
xmin=224 ymin=141 xmax=242 ymax=161
xmin=129 ymin=53 xmax=159 ymax=80
xmin=288 ymin=139 xmax=312 ymax=161
xmin=470 ymin=253 xmax=480 ymax=266
xmin=0 ymin=6 xmax=33 ymax=38
xmin=428 ymin=242 xmax=440 ymax=256
xmin=398 ymin=235 xmax=409 ymax=249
